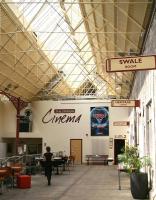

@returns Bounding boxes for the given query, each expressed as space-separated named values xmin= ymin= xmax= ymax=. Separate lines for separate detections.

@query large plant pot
xmin=130 ymin=172 xmax=149 ymax=199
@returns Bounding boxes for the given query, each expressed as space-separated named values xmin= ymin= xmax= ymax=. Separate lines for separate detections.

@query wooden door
xmin=70 ymin=139 xmax=82 ymax=164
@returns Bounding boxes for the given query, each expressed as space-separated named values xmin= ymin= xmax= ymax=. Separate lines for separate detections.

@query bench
xmin=86 ymin=155 xmax=109 ymax=165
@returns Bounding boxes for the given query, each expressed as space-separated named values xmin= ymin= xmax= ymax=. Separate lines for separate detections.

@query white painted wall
xmin=2 ymin=102 xmax=17 ymax=136
xmin=0 ymin=99 xmax=129 ymax=162
xmin=130 ymin=70 xmax=156 ymax=199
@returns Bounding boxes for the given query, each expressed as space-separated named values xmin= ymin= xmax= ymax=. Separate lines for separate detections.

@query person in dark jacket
xmin=44 ymin=146 xmax=53 ymax=185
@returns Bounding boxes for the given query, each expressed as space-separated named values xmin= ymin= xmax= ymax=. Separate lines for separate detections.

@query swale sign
xmin=106 ymin=55 xmax=156 ymax=72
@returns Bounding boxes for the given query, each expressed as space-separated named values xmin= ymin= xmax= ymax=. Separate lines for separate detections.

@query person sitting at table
xmin=44 ymin=146 xmax=53 ymax=186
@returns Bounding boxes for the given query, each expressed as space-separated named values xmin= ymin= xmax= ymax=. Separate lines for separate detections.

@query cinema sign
xmin=106 ymin=55 xmax=156 ymax=72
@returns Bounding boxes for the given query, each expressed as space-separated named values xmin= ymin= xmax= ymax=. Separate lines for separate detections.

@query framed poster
xmin=90 ymin=107 xmax=109 ymax=136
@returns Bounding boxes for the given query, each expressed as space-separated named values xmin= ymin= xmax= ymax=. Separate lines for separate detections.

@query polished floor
xmin=0 ymin=165 xmax=134 ymax=200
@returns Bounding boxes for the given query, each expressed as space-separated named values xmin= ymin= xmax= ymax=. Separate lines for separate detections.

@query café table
xmin=40 ymin=157 xmax=67 ymax=175
xmin=53 ymin=157 xmax=65 ymax=175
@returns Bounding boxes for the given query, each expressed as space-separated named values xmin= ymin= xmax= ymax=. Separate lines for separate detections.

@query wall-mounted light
xmin=0 ymin=94 xmax=9 ymax=103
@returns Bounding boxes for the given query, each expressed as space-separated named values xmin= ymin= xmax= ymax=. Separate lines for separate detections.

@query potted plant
xmin=118 ymin=145 xmax=151 ymax=199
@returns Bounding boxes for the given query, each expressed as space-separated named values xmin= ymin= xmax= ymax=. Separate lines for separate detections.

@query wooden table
xmin=11 ymin=166 xmax=22 ymax=174
xmin=0 ymin=169 xmax=7 ymax=176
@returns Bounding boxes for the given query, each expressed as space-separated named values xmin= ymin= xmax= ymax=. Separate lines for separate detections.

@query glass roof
xmin=8 ymin=0 xmax=106 ymax=94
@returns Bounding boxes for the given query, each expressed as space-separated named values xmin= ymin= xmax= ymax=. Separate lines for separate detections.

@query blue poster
xmin=90 ymin=107 xmax=109 ymax=136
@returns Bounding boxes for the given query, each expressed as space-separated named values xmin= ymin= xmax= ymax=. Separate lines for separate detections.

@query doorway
xmin=70 ymin=139 xmax=82 ymax=164
xmin=114 ymin=139 xmax=125 ymax=164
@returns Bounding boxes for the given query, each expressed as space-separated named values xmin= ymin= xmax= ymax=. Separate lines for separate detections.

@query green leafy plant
xmin=118 ymin=145 xmax=151 ymax=173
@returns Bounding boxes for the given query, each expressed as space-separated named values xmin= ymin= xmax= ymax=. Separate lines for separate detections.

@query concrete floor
xmin=0 ymin=165 xmax=134 ymax=200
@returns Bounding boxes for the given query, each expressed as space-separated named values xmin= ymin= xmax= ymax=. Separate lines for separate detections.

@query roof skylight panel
xmin=46 ymin=33 xmax=68 ymax=50
xmin=70 ymin=64 xmax=82 ymax=75
xmin=61 ymin=53 xmax=79 ymax=67
xmin=15 ymin=0 xmax=44 ymax=22
xmin=63 ymin=64 xmax=76 ymax=76
xmin=40 ymin=28 xmax=67 ymax=50
xmin=65 ymin=1 xmax=82 ymax=29
xmin=22 ymin=3 xmax=42 ymax=22
xmin=63 ymin=68 xmax=85 ymax=85
xmin=8 ymin=0 xmax=95 ymax=91
xmin=47 ymin=41 xmax=72 ymax=63
xmin=30 ymin=7 xmax=51 ymax=29
xmin=85 ymin=63 xmax=96 ymax=73
xmin=72 ymin=74 xmax=86 ymax=85
xmin=80 ymin=64 xmax=95 ymax=73
xmin=66 ymin=75 xmax=86 ymax=89
xmin=77 ymin=34 xmax=89 ymax=50
xmin=52 ymin=53 xmax=72 ymax=69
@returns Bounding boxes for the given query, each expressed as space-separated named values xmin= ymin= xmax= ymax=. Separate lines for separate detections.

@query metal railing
xmin=0 ymin=154 xmax=42 ymax=167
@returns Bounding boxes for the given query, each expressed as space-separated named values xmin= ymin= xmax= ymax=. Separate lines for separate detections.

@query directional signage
xmin=106 ymin=55 xmax=156 ymax=72
xmin=111 ymin=100 xmax=140 ymax=107
xmin=113 ymin=121 xmax=130 ymax=126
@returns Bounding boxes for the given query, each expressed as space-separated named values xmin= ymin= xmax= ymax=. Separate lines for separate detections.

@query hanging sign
xmin=111 ymin=100 xmax=140 ymax=107
xmin=113 ymin=121 xmax=130 ymax=126
xmin=106 ymin=55 xmax=156 ymax=72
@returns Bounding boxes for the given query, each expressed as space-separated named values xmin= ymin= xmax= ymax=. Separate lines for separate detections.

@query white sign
xmin=106 ymin=55 xmax=156 ymax=72
xmin=113 ymin=121 xmax=130 ymax=126
xmin=111 ymin=100 xmax=140 ymax=107
xmin=115 ymin=135 xmax=126 ymax=139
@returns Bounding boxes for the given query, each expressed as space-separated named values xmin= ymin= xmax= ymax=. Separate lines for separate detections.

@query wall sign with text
xmin=113 ymin=121 xmax=130 ymax=126
xmin=106 ymin=55 xmax=156 ymax=72
xmin=115 ymin=135 xmax=126 ymax=139
xmin=54 ymin=109 xmax=75 ymax=113
xmin=42 ymin=108 xmax=82 ymax=124
xmin=111 ymin=100 xmax=140 ymax=107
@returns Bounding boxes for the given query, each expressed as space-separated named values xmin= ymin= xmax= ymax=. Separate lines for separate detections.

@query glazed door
xmin=70 ymin=139 xmax=82 ymax=164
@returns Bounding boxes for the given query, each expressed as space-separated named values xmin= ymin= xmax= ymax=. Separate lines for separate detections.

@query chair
xmin=4 ymin=167 xmax=14 ymax=188
xmin=65 ymin=157 xmax=73 ymax=174
xmin=0 ymin=167 xmax=13 ymax=193
xmin=69 ymin=155 xmax=75 ymax=167
xmin=10 ymin=163 xmax=23 ymax=187
xmin=53 ymin=159 xmax=64 ymax=175
xmin=0 ymin=168 xmax=7 ymax=194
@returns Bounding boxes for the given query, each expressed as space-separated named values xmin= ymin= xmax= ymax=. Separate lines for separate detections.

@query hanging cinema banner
xmin=111 ymin=100 xmax=140 ymax=107
xmin=106 ymin=55 xmax=156 ymax=72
